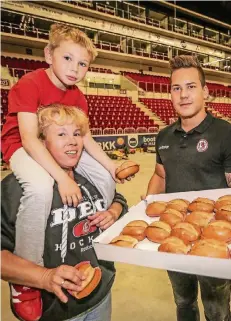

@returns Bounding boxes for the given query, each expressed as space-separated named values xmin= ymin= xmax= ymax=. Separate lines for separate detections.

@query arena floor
xmin=1 ymin=152 xmax=207 ymax=321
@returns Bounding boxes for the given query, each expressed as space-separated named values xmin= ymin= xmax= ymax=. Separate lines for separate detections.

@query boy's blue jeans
xmin=168 ymin=271 xmax=231 ymax=321
xmin=68 ymin=292 xmax=111 ymax=321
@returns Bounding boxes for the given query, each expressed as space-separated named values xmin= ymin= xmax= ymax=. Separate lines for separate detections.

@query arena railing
xmin=103 ymin=128 xmax=117 ymax=135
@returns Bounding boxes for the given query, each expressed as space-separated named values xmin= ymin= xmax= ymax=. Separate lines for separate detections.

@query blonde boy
xmin=1 ymin=24 xmax=120 ymax=321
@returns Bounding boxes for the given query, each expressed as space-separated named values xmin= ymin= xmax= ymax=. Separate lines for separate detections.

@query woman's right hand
xmin=58 ymin=175 xmax=82 ymax=207
xmin=41 ymin=265 xmax=86 ymax=303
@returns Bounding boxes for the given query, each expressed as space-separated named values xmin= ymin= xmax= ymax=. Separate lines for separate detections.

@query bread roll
xmin=215 ymin=205 xmax=231 ymax=222
xmin=68 ymin=261 xmax=102 ymax=299
xmin=122 ymin=220 xmax=148 ymax=241
xmin=110 ymin=235 xmax=138 ymax=248
xmin=145 ymin=221 xmax=171 ymax=243
xmin=115 ymin=161 xmax=139 ymax=179
xmin=185 ymin=211 xmax=214 ymax=228
xmin=189 ymin=239 xmax=230 ymax=259
xmin=160 ymin=209 xmax=184 ymax=227
xmin=158 ymin=236 xmax=191 ymax=254
xmin=166 ymin=199 xmax=189 ymax=214
xmin=188 ymin=201 xmax=214 ymax=213
xmin=171 ymin=222 xmax=201 ymax=244
xmin=193 ymin=197 xmax=215 ymax=205
xmin=214 ymin=200 xmax=231 ymax=211
xmin=202 ymin=220 xmax=231 ymax=243
xmin=217 ymin=195 xmax=231 ymax=202
xmin=146 ymin=201 xmax=167 ymax=217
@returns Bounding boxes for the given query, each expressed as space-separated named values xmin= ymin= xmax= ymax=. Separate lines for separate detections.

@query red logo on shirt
xmin=73 ymin=219 xmax=97 ymax=238
xmin=197 ymin=139 xmax=208 ymax=152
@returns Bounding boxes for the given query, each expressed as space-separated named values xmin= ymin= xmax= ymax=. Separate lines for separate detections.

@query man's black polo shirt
xmin=156 ymin=112 xmax=231 ymax=193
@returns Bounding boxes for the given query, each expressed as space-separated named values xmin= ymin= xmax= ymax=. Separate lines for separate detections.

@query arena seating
xmin=86 ymin=95 xmax=158 ymax=132
xmin=125 ymin=72 xmax=231 ymax=96
xmin=123 ymin=72 xmax=170 ymax=92
xmin=140 ymin=98 xmax=177 ymax=124
xmin=0 ymin=89 xmax=9 ymax=124
xmin=1 ymin=56 xmax=116 ymax=79
xmin=207 ymin=102 xmax=231 ymax=118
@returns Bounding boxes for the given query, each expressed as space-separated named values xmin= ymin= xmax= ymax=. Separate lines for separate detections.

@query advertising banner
xmin=93 ymin=133 xmax=157 ymax=151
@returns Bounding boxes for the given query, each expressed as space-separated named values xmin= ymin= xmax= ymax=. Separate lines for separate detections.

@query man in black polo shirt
xmin=146 ymin=55 xmax=231 ymax=321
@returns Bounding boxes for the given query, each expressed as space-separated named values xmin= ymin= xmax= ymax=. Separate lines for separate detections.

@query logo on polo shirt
xmin=159 ymin=145 xmax=169 ymax=150
xmin=197 ymin=139 xmax=208 ymax=152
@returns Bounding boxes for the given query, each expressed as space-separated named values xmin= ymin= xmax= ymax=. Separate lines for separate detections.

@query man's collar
xmin=171 ymin=112 xmax=214 ymax=134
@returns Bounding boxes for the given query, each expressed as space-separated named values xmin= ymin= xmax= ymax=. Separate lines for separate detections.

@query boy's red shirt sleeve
xmin=8 ymin=78 xmax=40 ymax=114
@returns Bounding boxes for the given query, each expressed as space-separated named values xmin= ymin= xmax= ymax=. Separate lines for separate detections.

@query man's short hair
xmin=48 ymin=23 xmax=98 ymax=62
xmin=169 ymin=55 xmax=206 ymax=87
xmin=38 ymin=104 xmax=89 ymax=138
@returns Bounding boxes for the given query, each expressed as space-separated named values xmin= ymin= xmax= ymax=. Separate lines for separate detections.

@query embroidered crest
xmin=197 ymin=139 xmax=208 ymax=152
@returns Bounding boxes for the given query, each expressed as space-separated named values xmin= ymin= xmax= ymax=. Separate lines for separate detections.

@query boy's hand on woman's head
xmin=57 ymin=175 xmax=82 ymax=207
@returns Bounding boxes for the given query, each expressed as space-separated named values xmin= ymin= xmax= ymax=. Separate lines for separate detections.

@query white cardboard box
xmin=93 ymin=188 xmax=231 ymax=279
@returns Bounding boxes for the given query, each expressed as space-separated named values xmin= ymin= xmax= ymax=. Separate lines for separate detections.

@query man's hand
xmin=41 ymin=265 xmax=86 ymax=303
xmin=88 ymin=208 xmax=119 ymax=230
xmin=58 ymin=175 xmax=82 ymax=207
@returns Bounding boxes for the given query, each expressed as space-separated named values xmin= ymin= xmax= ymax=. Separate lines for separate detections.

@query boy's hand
xmin=58 ymin=175 xmax=82 ymax=207
xmin=88 ymin=208 xmax=119 ymax=230
xmin=109 ymin=164 xmax=135 ymax=184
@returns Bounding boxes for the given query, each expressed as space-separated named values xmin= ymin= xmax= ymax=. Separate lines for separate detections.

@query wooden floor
xmin=1 ymin=152 xmax=208 ymax=321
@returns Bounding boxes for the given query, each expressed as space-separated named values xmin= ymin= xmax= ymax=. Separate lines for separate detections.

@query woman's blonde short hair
xmin=38 ymin=104 xmax=89 ymax=138
xmin=48 ymin=23 xmax=98 ymax=62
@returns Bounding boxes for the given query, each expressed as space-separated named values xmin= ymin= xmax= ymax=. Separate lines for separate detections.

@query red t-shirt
xmin=1 ymin=69 xmax=88 ymax=163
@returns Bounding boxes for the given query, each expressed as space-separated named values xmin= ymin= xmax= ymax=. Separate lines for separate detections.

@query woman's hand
xmin=41 ymin=265 xmax=86 ymax=303
xmin=88 ymin=208 xmax=119 ymax=230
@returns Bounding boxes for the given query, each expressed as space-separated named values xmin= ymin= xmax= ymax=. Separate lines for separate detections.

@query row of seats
xmin=86 ymin=95 xmax=158 ymax=130
xmin=1 ymin=90 xmax=159 ymax=132
xmin=207 ymin=103 xmax=231 ymax=117
xmin=127 ymin=72 xmax=231 ymax=96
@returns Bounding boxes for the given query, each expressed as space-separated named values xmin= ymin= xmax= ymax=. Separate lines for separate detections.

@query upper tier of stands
xmin=125 ymin=72 xmax=231 ymax=97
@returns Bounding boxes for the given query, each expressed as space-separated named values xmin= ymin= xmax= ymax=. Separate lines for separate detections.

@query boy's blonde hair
xmin=170 ymin=55 xmax=206 ymax=87
xmin=38 ymin=104 xmax=89 ymax=138
xmin=48 ymin=23 xmax=98 ymax=62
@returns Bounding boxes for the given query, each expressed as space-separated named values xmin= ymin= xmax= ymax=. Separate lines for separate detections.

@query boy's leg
xmin=76 ymin=151 xmax=115 ymax=208
xmin=198 ymin=276 xmax=231 ymax=321
xmin=10 ymin=147 xmax=54 ymax=266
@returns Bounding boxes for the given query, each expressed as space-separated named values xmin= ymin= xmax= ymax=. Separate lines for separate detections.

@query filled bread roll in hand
xmin=115 ymin=161 xmax=140 ymax=179
xmin=121 ymin=220 xmax=148 ymax=241
xmin=68 ymin=261 xmax=102 ymax=299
